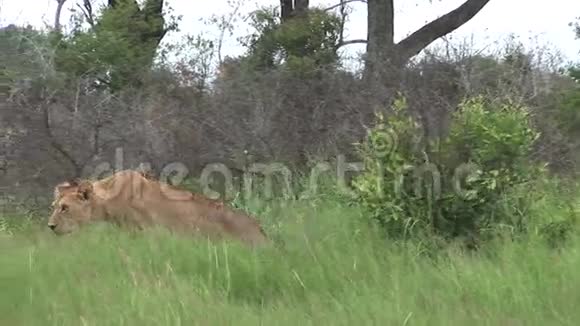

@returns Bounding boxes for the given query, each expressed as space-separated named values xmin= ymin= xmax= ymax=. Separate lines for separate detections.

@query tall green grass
xmin=1 ymin=192 xmax=579 ymax=326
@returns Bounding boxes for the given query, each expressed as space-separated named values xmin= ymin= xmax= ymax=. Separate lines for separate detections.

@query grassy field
xmin=1 ymin=195 xmax=579 ymax=326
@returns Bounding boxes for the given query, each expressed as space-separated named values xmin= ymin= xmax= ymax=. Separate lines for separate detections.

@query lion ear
xmin=77 ymin=181 xmax=94 ymax=201
xmin=53 ymin=179 xmax=79 ymax=200
xmin=68 ymin=178 xmax=80 ymax=187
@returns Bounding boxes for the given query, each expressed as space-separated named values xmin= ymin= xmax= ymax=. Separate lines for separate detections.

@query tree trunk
xmin=281 ymin=0 xmax=309 ymax=22
xmin=102 ymin=0 xmax=167 ymax=90
xmin=281 ymin=0 xmax=294 ymax=21
xmin=295 ymin=0 xmax=309 ymax=15
xmin=140 ymin=0 xmax=167 ymax=68
xmin=364 ymin=0 xmax=397 ymax=88
xmin=364 ymin=0 xmax=491 ymax=87
xmin=54 ymin=0 xmax=68 ymax=32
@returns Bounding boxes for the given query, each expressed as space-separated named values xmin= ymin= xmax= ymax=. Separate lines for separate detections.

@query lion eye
xmin=61 ymin=204 xmax=69 ymax=212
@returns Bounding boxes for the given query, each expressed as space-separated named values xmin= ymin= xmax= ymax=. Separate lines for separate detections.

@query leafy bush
xmin=52 ymin=0 xmax=178 ymax=92
xmin=438 ymin=97 xmax=543 ymax=237
xmin=352 ymin=95 xmax=547 ymax=244
xmin=555 ymin=75 xmax=580 ymax=137
xmin=351 ymin=96 xmax=427 ymax=237
xmin=241 ymin=8 xmax=342 ymax=76
xmin=0 ymin=26 xmax=58 ymax=85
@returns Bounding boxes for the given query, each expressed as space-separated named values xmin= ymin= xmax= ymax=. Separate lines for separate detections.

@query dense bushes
xmin=555 ymin=78 xmax=580 ymax=137
xmin=241 ymin=8 xmax=342 ymax=76
xmin=351 ymin=95 xmax=559 ymax=244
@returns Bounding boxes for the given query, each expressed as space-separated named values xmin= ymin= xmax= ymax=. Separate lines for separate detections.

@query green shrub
xmin=351 ymin=96 xmax=427 ymax=238
xmin=51 ymin=0 xmax=178 ymax=92
xmin=554 ymin=79 xmax=580 ymax=138
xmin=242 ymin=8 xmax=342 ymax=76
xmin=352 ymin=95 xmax=547 ymax=244
xmin=437 ymin=97 xmax=543 ymax=238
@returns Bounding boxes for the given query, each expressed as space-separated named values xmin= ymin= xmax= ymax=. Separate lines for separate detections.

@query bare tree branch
xmin=337 ymin=39 xmax=367 ymax=48
xmin=332 ymin=1 xmax=368 ymax=51
xmin=324 ymin=0 xmax=366 ymax=12
xmin=54 ymin=0 xmax=68 ymax=32
xmin=337 ymin=0 xmax=347 ymax=46
xmin=214 ymin=1 xmax=242 ymax=65
xmin=77 ymin=0 xmax=95 ymax=28
xmin=396 ymin=0 xmax=491 ymax=62
xmin=40 ymin=91 xmax=83 ymax=177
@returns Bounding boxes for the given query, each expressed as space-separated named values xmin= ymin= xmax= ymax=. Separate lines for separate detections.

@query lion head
xmin=48 ymin=180 xmax=96 ymax=235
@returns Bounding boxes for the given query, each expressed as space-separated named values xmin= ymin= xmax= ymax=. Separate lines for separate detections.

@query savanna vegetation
xmin=1 ymin=0 xmax=580 ymax=324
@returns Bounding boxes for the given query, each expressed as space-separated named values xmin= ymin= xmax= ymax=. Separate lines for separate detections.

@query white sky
xmin=2 ymin=0 xmax=579 ymax=65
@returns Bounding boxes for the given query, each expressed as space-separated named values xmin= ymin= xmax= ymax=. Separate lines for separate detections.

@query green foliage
xmin=0 ymin=26 xmax=57 ymax=84
xmin=352 ymin=95 xmax=547 ymax=243
xmin=545 ymin=17 xmax=580 ymax=143
xmin=241 ymin=8 xmax=342 ymax=76
xmin=0 ymin=25 xmax=71 ymax=101
xmin=1 ymin=2 xmax=179 ymax=94
xmin=550 ymin=16 xmax=580 ymax=137
xmin=571 ymin=67 xmax=580 ymax=82
xmin=351 ymin=96 xmax=427 ymax=237
xmin=554 ymin=81 xmax=580 ymax=137
xmin=523 ymin=178 xmax=579 ymax=249
xmin=53 ymin=0 xmax=178 ymax=91
xmin=442 ymin=97 xmax=540 ymax=181
xmin=438 ymin=97 xmax=543 ymax=238
xmin=569 ymin=18 xmax=580 ymax=81
xmin=0 ymin=217 xmax=8 ymax=236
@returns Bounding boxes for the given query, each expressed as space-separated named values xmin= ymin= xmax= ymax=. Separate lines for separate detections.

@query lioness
xmin=47 ymin=170 xmax=270 ymax=246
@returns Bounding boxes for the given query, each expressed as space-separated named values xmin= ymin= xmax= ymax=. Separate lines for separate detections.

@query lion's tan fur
xmin=48 ymin=170 xmax=270 ymax=246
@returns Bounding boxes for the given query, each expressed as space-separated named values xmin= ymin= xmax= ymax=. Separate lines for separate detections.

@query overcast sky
xmin=2 ymin=0 xmax=579 ymax=65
